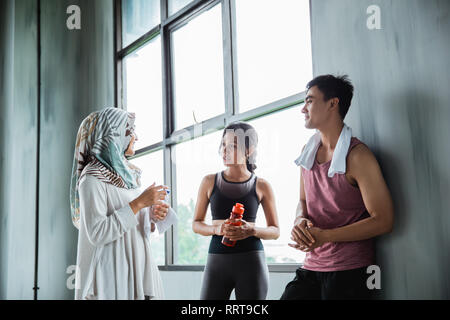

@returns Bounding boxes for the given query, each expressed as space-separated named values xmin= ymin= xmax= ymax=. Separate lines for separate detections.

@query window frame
xmin=114 ymin=0 xmax=311 ymax=272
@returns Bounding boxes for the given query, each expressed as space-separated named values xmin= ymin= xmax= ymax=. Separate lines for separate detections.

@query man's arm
xmin=291 ymin=160 xmax=316 ymax=248
xmin=294 ymin=144 xmax=309 ymax=225
xmin=322 ymin=144 xmax=394 ymax=243
xmin=294 ymin=165 xmax=308 ymax=225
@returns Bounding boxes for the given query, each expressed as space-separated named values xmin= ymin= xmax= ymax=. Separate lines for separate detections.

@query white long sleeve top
xmin=74 ymin=174 xmax=164 ymax=300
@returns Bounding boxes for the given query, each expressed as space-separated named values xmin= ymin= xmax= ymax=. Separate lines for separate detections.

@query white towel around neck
xmin=294 ymin=124 xmax=353 ymax=178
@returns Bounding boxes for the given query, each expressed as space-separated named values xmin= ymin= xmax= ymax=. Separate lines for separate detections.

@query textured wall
xmin=0 ymin=0 xmax=38 ymax=300
xmin=0 ymin=0 xmax=16 ymax=299
xmin=310 ymin=0 xmax=450 ymax=299
xmin=38 ymin=0 xmax=114 ymax=299
xmin=0 ymin=0 xmax=114 ymax=299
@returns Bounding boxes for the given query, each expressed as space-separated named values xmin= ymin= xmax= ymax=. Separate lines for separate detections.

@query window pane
xmin=174 ymin=131 xmax=223 ymax=264
xmin=122 ymin=0 xmax=160 ymax=48
xmin=168 ymin=0 xmax=194 ymax=16
xmin=235 ymin=0 xmax=312 ymax=112
xmin=249 ymin=106 xmax=314 ymax=263
xmin=124 ymin=37 xmax=163 ymax=148
xmin=172 ymin=4 xmax=225 ymax=131
xmin=129 ymin=150 xmax=165 ymax=266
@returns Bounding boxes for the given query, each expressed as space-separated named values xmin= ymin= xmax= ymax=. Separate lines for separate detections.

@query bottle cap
xmin=232 ymin=203 xmax=245 ymax=215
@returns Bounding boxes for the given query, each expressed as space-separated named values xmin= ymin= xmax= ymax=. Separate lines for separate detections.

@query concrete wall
xmin=38 ymin=0 xmax=114 ymax=299
xmin=0 ymin=0 xmax=114 ymax=299
xmin=0 ymin=0 xmax=38 ymax=300
xmin=310 ymin=0 xmax=450 ymax=299
xmin=0 ymin=0 xmax=15 ymax=298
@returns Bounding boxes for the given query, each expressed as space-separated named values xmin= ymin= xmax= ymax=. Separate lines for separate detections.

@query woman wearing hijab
xmin=70 ymin=107 xmax=170 ymax=300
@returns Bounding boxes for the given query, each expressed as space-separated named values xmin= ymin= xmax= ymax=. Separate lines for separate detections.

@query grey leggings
xmin=200 ymin=250 xmax=269 ymax=300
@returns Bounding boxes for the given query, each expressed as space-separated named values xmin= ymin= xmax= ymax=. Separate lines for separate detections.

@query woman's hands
xmin=151 ymin=201 xmax=170 ymax=222
xmin=129 ymin=183 xmax=169 ymax=214
xmin=213 ymin=222 xmax=226 ymax=236
xmin=221 ymin=219 xmax=256 ymax=241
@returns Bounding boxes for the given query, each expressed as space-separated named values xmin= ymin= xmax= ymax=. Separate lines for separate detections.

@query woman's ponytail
xmin=246 ymin=153 xmax=257 ymax=173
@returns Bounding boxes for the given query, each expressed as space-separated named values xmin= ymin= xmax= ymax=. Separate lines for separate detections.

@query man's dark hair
xmin=306 ymin=74 xmax=354 ymax=119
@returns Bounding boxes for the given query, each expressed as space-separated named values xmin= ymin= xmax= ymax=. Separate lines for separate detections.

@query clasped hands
xmin=215 ymin=219 xmax=256 ymax=241
xmin=149 ymin=203 xmax=169 ymax=233
xmin=289 ymin=218 xmax=328 ymax=252
xmin=150 ymin=202 xmax=170 ymax=222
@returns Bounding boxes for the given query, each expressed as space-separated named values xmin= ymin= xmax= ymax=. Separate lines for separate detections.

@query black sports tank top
xmin=210 ymin=171 xmax=260 ymax=222
xmin=208 ymin=171 xmax=263 ymax=254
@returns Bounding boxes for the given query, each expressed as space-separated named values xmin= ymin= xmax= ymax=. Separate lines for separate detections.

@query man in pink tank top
xmin=281 ymin=75 xmax=394 ymax=300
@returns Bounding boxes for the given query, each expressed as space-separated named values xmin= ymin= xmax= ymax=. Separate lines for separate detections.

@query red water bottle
xmin=222 ymin=203 xmax=245 ymax=247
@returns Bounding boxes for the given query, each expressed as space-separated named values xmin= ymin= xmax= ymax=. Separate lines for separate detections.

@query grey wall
xmin=38 ymin=0 xmax=115 ymax=299
xmin=0 ymin=0 xmax=38 ymax=300
xmin=0 ymin=0 xmax=15 ymax=298
xmin=0 ymin=0 xmax=114 ymax=299
xmin=310 ymin=0 xmax=450 ymax=299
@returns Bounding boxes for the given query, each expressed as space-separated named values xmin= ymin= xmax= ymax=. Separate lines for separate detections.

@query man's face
xmin=301 ymin=85 xmax=334 ymax=129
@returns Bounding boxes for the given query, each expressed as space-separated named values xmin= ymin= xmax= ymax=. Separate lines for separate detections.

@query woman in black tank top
xmin=192 ymin=122 xmax=280 ymax=300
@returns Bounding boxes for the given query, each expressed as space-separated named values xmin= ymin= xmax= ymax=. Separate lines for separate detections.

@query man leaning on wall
xmin=282 ymin=74 xmax=394 ymax=300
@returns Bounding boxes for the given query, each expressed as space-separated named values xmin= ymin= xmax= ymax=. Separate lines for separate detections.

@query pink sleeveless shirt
xmin=301 ymin=137 xmax=375 ymax=272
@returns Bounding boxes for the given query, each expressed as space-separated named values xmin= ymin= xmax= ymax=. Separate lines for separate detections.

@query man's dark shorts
xmin=280 ymin=266 xmax=374 ymax=300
